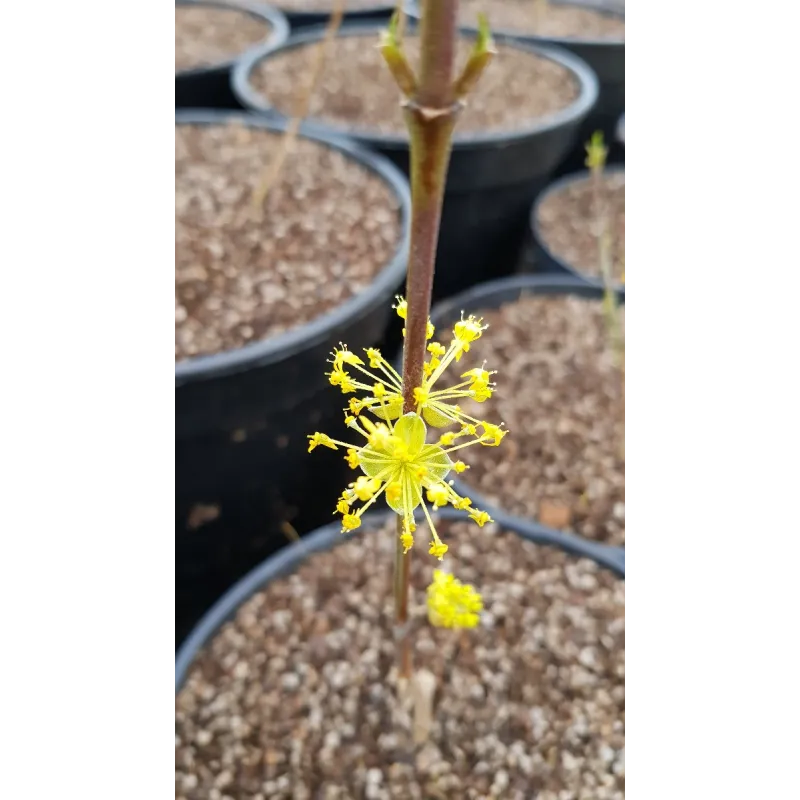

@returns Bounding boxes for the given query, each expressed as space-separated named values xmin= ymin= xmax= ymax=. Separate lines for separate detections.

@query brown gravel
xmin=444 ymin=295 xmax=624 ymax=545
xmin=537 ymin=170 xmax=625 ymax=279
xmin=249 ymin=34 xmax=579 ymax=137
xmin=175 ymin=5 xmax=272 ymax=72
xmin=176 ymin=516 xmax=625 ymax=799
xmin=459 ymin=0 xmax=625 ymax=40
xmin=175 ymin=122 xmax=401 ymax=361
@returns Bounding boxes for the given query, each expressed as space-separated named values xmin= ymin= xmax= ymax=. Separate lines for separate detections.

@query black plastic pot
xmin=529 ymin=165 xmax=624 ymax=285
xmin=407 ymin=0 xmax=625 ymax=177
xmin=175 ymin=109 xmax=410 ymax=645
xmin=232 ymin=22 xmax=598 ymax=300
xmin=428 ymin=273 xmax=624 ymax=533
xmin=175 ymin=0 xmax=289 ymax=110
xmin=177 ymin=506 xmax=623 ymax=682
xmin=276 ymin=2 xmax=394 ymax=30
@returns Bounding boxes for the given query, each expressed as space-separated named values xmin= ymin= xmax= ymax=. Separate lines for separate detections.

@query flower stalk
xmin=381 ymin=1 xmax=494 ymax=679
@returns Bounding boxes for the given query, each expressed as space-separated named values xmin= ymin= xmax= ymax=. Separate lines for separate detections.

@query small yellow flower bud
xmin=439 ymin=432 xmax=456 ymax=446
xmin=365 ymin=347 xmax=382 ymax=368
xmin=352 ymin=475 xmax=380 ymax=501
xmin=462 ymin=367 xmax=491 ymax=385
xmin=349 ymin=398 xmax=364 ymax=414
xmin=413 ymin=387 xmax=429 ymax=407
xmin=344 ymin=414 xmax=356 ymax=426
xmin=427 ymin=342 xmax=446 ymax=357
xmin=472 ymin=385 xmax=493 ymax=402
xmin=426 ymin=484 xmax=449 ymax=508
xmin=427 ymin=570 xmax=482 ymax=629
xmin=308 ymin=432 xmax=338 ymax=452
xmin=468 ymin=509 xmax=492 ymax=527
xmin=453 ymin=496 xmax=472 ymax=510
xmin=336 ymin=499 xmax=350 ymax=515
xmin=429 ymin=541 xmax=448 ymax=560
xmin=480 ymin=422 xmax=506 ymax=446
xmin=341 ymin=513 xmax=361 ymax=531
xmin=426 ymin=320 xmax=435 ymax=340
xmin=334 ymin=347 xmax=364 ymax=367
xmin=328 ymin=369 xmax=344 ymax=387
xmin=345 ymin=449 xmax=360 ymax=469
xmin=373 ymin=382 xmax=386 ymax=399
xmin=454 ymin=315 xmax=485 ymax=343
xmin=453 ymin=461 xmax=468 ymax=473
xmin=400 ymin=532 xmax=414 ymax=553
xmin=393 ymin=296 xmax=407 ymax=319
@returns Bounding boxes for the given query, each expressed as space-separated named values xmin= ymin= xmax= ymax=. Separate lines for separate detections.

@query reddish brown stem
xmin=393 ymin=0 xmax=460 ymax=681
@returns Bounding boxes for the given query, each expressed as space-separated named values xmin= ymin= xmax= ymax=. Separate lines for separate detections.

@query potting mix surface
xmin=441 ymin=294 xmax=624 ymax=545
xmin=176 ymin=517 xmax=625 ymax=799
xmin=175 ymin=6 xmax=272 ymax=72
xmin=537 ymin=171 xmax=625 ymax=280
xmin=458 ymin=0 xmax=625 ymax=40
xmin=248 ymin=34 xmax=579 ymax=137
xmin=175 ymin=123 xmax=401 ymax=361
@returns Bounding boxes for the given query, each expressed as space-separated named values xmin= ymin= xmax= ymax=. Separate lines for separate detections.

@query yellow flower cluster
xmin=308 ymin=298 xmax=508 ymax=628
xmin=427 ymin=569 xmax=483 ymax=629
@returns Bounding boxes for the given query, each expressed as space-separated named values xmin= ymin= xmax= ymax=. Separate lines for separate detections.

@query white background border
xmin=1 ymin=0 xmax=799 ymax=796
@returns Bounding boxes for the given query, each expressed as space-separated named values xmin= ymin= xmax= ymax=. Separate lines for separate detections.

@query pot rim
xmin=278 ymin=1 xmax=395 ymax=19
xmin=175 ymin=0 xmax=290 ymax=78
xmin=231 ymin=20 xmax=600 ymax=149
xmin=174 ymin=109 xmax=411 ymax=385
xmin=406 ymin=0 xmax=625 ymax=48
xmin=176 ymin=504 xmax=624 ymax=691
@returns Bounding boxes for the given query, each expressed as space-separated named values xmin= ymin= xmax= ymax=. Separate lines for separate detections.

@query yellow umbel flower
xmin=427 ymin=569 xmax=483 ymax=628
xmin=322 ymin=307 xmax=507 ymax=446
xmin=308 ymin=301 xmax=506 ymax=575
xmin=308 ymin=410 xmax=494 ymax=542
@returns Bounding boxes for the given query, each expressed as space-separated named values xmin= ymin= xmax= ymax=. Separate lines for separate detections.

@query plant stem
xmin=394 ymin=0 xmax=459 ymax=681
xmin=381 ymin=0 xmax=493 ymax=682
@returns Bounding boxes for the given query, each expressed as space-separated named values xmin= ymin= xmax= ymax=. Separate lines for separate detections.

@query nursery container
xmin=177 ymin=506 xmax=624 ymax=685
xmin=276 ymin=1 xmax=394 ymax=29
xmin=232 ymin=22 xmax=598 ymax=300
xmin=176 ymin=508 xmax=625 ymax=789
xmin=530 ymin=164 xmax=624 ymax=285
xmin=175 ymin=0 xmax=288 ymax=110
xmin=428 ymin=273 xmax=624 ymax=534
xmin=175 ymin=109 xmax=410 ymax=645
xmin=407 ymin=0 xmax=625 ymax=176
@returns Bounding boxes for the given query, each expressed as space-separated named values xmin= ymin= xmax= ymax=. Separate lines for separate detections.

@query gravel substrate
xmin=175 ymin=5 xmax=272 ymax=72
xmin=458 ymin=0 xmax=625 ymax=40
xmin=248 ymin=34 xmax=579 ymax=137
xmin=176 ymin=516 xmax=625 ymax=799
xmin=443 ymin=295 xmax=624 ymax=545
xmin=175 ymin=123 xmax=401 ymax=361
xmin=537 ymin=171 xmax=625 ymax=279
